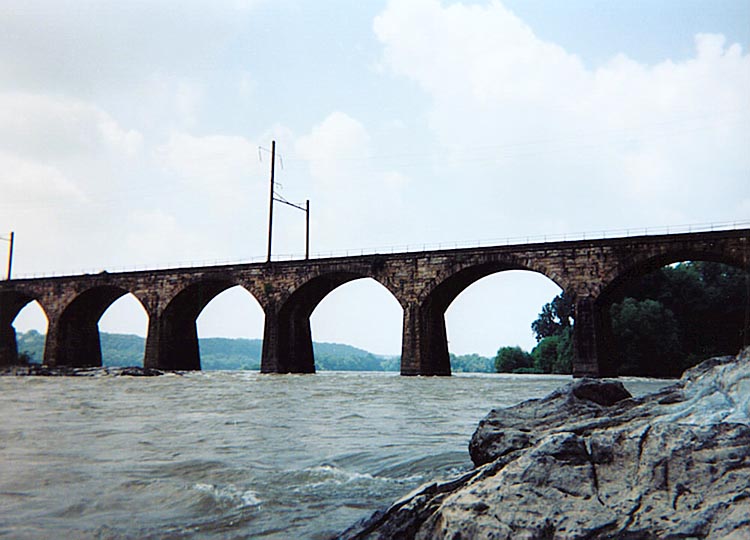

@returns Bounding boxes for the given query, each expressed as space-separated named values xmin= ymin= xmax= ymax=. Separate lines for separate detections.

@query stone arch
xmin=592 ymin=248 xmax=749 ymax=377
xmin=408 ymin=258 xmax=566 ymax=375
xmin=261 ymin=269 xmax=404 ymax=373
xmin=148 ymin=277 xmax=263 ymax=370
xmin=598 ymin=247 xmax=748 ymax=303
xmin=0 ymin=288 xmax=51 ymax=366
xmin=417 ymin=255 xmax=567 ymax=306
xmin=47 ymin=285 xmax=149 ymax=367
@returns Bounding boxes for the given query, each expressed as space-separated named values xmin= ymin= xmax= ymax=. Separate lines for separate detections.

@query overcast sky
xmin=3 ymin=0 xmax=749 ymax=358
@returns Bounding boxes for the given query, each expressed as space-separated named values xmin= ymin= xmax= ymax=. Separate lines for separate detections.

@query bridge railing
xmin=8 ymin=219 xmax=750 ymax=279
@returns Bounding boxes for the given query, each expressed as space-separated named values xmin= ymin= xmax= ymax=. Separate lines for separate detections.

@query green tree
xmin=610 ymin=297 xmax=682 ymax=376
xmin=531 ymin=293 xmax=573 ymax=342
xmin=530 ymin=327 xmax=573 ymax=374
xmin=530 ymin=293 xmax=575 ymax=374
xmin=494 ymin=346 xmax=533 ymax=373
xmin=610 ymin=261 xmax=749 ymax=374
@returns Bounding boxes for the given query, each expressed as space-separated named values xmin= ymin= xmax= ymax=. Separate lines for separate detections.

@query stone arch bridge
xmin=1 ymin=229 xmax=748 ymax=376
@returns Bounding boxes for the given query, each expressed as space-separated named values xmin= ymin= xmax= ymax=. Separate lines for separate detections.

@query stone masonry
xmin=1 ymin=229 xmax=748 ymax=376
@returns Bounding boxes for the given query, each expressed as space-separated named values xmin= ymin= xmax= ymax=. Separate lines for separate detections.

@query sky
xmin=2 ymin=0 xmax=749 ymax=358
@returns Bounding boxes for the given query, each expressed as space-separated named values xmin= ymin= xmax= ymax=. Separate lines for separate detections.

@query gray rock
xmin=0 ymin=365 xmax=166 ymax=376
xmin=340 ymin=349 xmax=750 ymax=539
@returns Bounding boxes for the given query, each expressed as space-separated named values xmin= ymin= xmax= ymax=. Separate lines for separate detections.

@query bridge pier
xmin=572 ymin=296 xmax=617 ymax=377
xmin=0 ymin=292 xmax=36 ymax=366
xmin=45 ymin=312 xmax=103 ymax=368
xmin=144 ymin=313 xmax=201 ymax=371
xmin=0 ymin=320 xmax=18 ymax=367
xmin=400 ymin=302 xmax=451 ymax=376
xmin=260 ymin=307 xmax=315 ymax=373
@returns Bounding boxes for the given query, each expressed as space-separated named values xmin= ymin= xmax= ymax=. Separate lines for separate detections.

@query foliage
xmin=531 ymin=328 xmax=572 ymax=374
xmin=314 ymin=342 xmax=394 ymax=371
xmin=531 ymin=293 xmax=573 ymax=342
xmin=494 ymin=346 xmax=533 ymax=373
xmin=12 ymin=331 xmax=401 ymax=372
xmin=16 ymin=329 xmax=44 ymax=363
xmin=610 ymin=298 xmax=682 ymax=376
xmin=523 ymin=260 xmax=748 ymax=377
xmin=449 ymin=353 xmax=495 ymax=373
xmin=609 ymin=261 xmax=749 ymax=376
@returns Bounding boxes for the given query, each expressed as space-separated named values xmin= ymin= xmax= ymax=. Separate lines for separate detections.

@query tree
xmin=529 ymin=292 xmax=575 ymax=374
xmin=610 ymin=298 xmax=682 ymax=377
xmin=610 ymin=261 xmax=749 ymax=374
xmin=530 ymin=327 xmax=573 ymax=374
xmin=495 ymin=346 xmax=533 ymax=373
xmin=531 ymin=293 xmax=573 ymax=342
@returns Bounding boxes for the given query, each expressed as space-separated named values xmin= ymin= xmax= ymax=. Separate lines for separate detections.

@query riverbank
xmin=0 ymin=364 xmax=167 ymax=376
xmin=340 ymin=349 xmax=750 ymax=539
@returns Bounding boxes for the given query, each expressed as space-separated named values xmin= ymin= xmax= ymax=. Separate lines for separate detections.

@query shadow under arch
xmin=51 ymin=285 xmax=148 ymax=367
xmin=150 ymin=279 xmax=262 ymax=370
xmin=262 ymin=271 xmax=402 ymax=373
xmin=594 ymin=251 xmax=750 ymax=376
xmin=0 ymin=290 xmax=50 ymax=366
xmin=416 ymin=261 xmax=565 ymax=375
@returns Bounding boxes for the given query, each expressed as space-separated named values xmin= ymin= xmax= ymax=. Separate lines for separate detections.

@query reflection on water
xmin=0 ymin=371 xmax=669 ymax=539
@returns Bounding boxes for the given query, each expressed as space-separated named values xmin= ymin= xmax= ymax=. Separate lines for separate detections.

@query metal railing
xmin=9 ymin=219 xmax=749 ymax=279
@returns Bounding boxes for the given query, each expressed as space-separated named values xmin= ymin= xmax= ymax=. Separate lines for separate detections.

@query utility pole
xmin=305 ymin=200 xmax=310 ymax=260
xmin=263 ymin=140 xmax=311 ymax=262
xmin=266 ymin=140 xmax=276 ymax=263
xmin=2 ymin=231 xmax=13 ymax=280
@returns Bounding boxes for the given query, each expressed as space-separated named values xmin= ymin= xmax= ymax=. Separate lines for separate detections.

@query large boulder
xmin=340 ymin=350 xmax=750 ymax=539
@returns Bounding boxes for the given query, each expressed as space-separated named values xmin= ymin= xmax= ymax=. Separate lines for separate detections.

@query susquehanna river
xmin=0 ymin=371 xmax=670 ymax=539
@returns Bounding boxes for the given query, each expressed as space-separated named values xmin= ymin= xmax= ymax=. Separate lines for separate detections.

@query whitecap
xmin=193 ymin=483 xmax=261 ymax=508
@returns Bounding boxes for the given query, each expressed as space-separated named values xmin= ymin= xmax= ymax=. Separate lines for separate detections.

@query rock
xmin=340 ymin=349 xmax=750 ymax=539
xmin=0 ymin=365 xmax=166 ymax=376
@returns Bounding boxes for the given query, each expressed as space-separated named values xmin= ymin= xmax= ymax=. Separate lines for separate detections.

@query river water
xmin=0 ymin=371 xmax=670 ymax=539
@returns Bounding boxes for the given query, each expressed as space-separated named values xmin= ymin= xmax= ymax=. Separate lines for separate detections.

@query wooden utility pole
xmin=264 ymin=140 xmax=311 ymax=261
xmin=4 ymin=231 xmax=13 ymax=280
xmin=305 ymin=200 xmax=310 ymax=260
xmin=266 ymin=140 xmax=276 ymax=263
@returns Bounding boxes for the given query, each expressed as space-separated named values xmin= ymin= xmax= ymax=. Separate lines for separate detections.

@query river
xmin=0 ymin=371 xmax=670 ymax=539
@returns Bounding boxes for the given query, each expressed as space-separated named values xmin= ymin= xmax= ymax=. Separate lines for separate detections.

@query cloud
xmin=294 ymin=112 xmax=411 ymax=251
xmin=0 ymin=1 xmax=264 ymax=95
xmin=0 ymin=92 xmax=142 ymax=161
xmin=374 ymin=0 xmax=750 ymax=233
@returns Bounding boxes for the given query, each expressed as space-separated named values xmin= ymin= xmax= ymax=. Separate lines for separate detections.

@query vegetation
xmin=450 ymin=353 xmax=495 ymax=373
xmin=13 ymin=331 xmax=401 ymax=371
xmin=608 ymin=261 xmax=748 ymax=376
xmin=495 ymin=261 xmax=749 ymax=376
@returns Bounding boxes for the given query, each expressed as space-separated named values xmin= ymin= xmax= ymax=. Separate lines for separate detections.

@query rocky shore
xmin=0 ymin=364 xmax=167 ymax=376
xmin=340 ymin=350 xmax=750 ymax=539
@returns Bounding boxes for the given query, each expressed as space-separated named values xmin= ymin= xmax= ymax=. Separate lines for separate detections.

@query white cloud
xmin=0 ymin=1 xmax=264 ymax=94
xmin=294 ymin=112 xmax=411 ymax=251
xmin=374 ymin=1 xmax=750 ymax=233
xmin=0 ymin=93 xmax=142 ymax=160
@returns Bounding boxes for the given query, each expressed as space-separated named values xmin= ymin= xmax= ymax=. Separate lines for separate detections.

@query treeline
xmin=15 ymin=330 xmax=497 ymax=372
xmin=496 ymin=261 xmax=749 ymax=377
xmin=15 ymin=331 xmax=400 ymax=371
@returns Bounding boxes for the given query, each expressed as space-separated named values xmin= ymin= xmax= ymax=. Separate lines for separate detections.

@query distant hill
xmin=14 ymin=330 xmax=493 ymax=372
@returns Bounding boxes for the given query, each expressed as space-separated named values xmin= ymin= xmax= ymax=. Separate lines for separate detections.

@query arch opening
xmin=596 ymin=258 xmax=749 ymax=377
xmin=310 ymin=277 xmax=403 ymax=371
xmin=155 ymin=280 xmax=262 ymax=370
xmin=265 ymin=272 xmax=402 ymax=373
xmin=54 ymin=286 xmax=135 ymax=367
xmin=98 ymin=293 xmax=149 ymax=368
xmin=442 ymin=269 xmax=563 ymax=374
xmin=196 ymin=285 xmax=265 ymax=370
xmin=0 ymin=293 xmax=49 ymax=366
